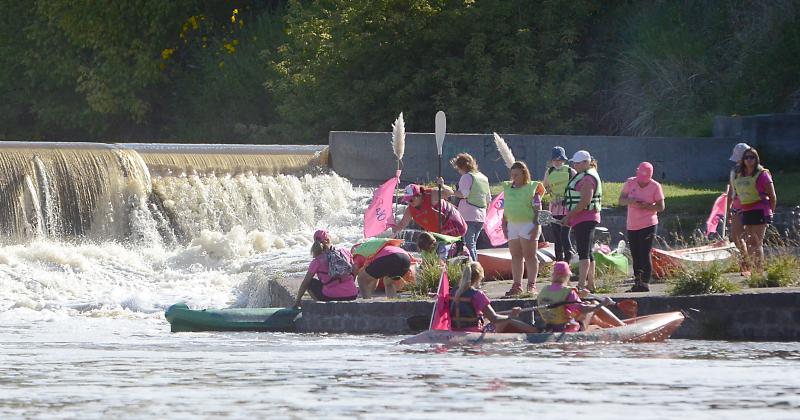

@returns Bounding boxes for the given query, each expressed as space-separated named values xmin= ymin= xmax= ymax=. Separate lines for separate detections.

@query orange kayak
xmin=651 ymin=241 xmax=737 ymax=279
xmin=477 ymin=243 xmax=556 ymax=281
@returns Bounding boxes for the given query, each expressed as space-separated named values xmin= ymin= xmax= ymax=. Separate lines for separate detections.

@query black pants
xmin=573 ymin=221 xmax=598 ymax=261
xmin=550 ymin=216 xmax=573 ymax=262
xmin=628 ymin=225 xmax=656 ymax=285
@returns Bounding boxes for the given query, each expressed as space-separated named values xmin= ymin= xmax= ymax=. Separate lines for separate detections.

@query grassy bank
xmin=489 ymin=172 xmax=799 ymax=215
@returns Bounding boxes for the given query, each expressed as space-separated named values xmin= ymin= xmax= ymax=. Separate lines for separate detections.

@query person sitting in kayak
xmin=352 ymin=241 xmax=415 ymax=299
xmin=416 ymin=231 xmax=470 ymax=263
xmin=451 ymin=262 xmax=539 ymax=333
xmin=537 ymin=261 xmax=624 ymax=332
xmin=293 ymin=230 xmax=358 ymax=308
xmin=393 ymin=184 xmax=468 ymax=238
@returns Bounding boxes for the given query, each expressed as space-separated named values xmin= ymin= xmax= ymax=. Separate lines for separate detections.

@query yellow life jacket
xmin=564 ymin=168 xmax=602 ymax=212
xmin=536 ymin=286 xmax=576 ymax=325
xmin=733 ymin=169 xmax=765 ymax=205
xmin=546 ymin=165 xmax=571 ymax=200
xmin=502 ymin=181 xmax=541 ymax=223
xmin=465 ymin=171 xmax=490 ymax=208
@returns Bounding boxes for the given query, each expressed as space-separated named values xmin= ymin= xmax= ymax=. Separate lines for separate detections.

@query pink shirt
xmin=739 ymin=171 xmax=774 ymax=216
xmin=373 ymin=245 xmax=407 ymax=260
xmin=567 ymin=176 xmax=601 ymax=227
xmin=622 ymin=177 xmax=665 ymax=231
xmin=452 ymin=289 xmax=491 ymax=332
xmin=308 ymin=249 xmax=358 ymax=298
xmin=457 ymin=173 xmax=491 ymax=222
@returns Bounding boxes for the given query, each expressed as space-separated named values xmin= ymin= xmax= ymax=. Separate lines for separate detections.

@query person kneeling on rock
xmin=451 ymin=262 xmax=539 ymax=333
xmin=293 ymin=230 xmax=358 ymax=308
xmin=354 ymin=243 xmax=415 ymax=299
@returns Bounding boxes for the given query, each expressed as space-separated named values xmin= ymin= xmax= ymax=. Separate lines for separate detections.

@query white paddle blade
xmin=435 ymin=111 xmax=446 ymax=155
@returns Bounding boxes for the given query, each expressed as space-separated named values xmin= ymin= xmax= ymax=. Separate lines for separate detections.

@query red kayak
xmin=651 ymin=241 xmax=737 ymax=279
xmin=477 ymin=243 xmax=556 ymax=281
xmin=400 ymin=311 xmax=684 ymax=345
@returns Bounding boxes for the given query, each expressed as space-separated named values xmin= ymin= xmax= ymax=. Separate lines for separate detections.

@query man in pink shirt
xmin=618 ymin=162 xmax=665 ymax=292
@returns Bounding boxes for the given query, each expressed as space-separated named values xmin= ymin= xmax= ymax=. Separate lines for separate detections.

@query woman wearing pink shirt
xmin=618 ymin=162 xmax=665 ymax=292
xmin=293 ymin=230 xmax=359 ymax=308
xmin=562 ymin=151 xmax=602 ymax=291
xmin=732 ymin=148 xmax=776 ymax=274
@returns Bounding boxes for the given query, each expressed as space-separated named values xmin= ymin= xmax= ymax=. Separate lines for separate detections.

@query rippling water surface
xmin=1 ymin=316 xmax=798 ymax=419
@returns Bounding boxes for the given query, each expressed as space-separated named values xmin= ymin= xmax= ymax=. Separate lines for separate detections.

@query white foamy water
xmin=1 ymin=169 xmax=798 ymax=418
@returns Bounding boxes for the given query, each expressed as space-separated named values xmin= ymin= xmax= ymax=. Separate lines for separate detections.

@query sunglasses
xmin=743 ymin=155 xmax=757 ymax=160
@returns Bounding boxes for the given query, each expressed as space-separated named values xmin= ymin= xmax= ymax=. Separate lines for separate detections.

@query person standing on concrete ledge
xmin=436 ymin=152 xmax=491 ymax=261
xmin=293 ymin=230 xmax=358 ymax=308
xmin=733 ymin=147 xmax=776 ymax=276
xmin=562 ymin=150 xmax=603 ymax=292
xmin=500 ymin=161 xmax=545 ymax=296
xmin=393 ymin=183 xmax=468 ymax=237
xmin=542 ymin=146 xmax=576 ymax=263
xmin=619 ymin=162 xmax=665 ymax=293
xmin=726 ymin=142 xmax=751 ymax=274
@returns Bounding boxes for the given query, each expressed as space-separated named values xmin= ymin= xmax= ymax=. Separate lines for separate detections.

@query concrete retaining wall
xmin=714 ymin=113 xmax=800 ymax=156
xmin=292 ymin=290 xmax=800 ymax=341
xmin=329 ymin=131 xmax=741 ymax=184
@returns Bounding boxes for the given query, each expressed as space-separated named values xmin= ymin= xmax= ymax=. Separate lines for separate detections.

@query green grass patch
xmin=668 ymin=262 xmax=740 ymax=296
xmin=407 ymin=256 xmax=463 ymax=298
xmin=749 ymin=254 xmax=800 ymax=288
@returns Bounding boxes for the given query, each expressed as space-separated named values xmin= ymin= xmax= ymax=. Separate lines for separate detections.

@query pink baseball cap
xmin=636 ymin=162 xmax=653 ymax=183
xmin=401 ymin=184 xmax=421 ymax=203
xmin=553 ymin=261 xmax=572 ymax=277
xmin=313 ymin=229 xmax=330 ymax=242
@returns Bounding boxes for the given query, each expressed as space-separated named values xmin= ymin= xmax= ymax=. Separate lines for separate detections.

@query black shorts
xmin=365 ymin=252 xmax=411 ymax=279
xmin=308 ymin=278 xmax=358 ymax=302
xmin=741 ymin=209 xmax=771 ymax=225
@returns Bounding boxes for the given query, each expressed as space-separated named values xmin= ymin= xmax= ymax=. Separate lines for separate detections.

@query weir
xmin=0 ymin=142 xmax=328 ymax=244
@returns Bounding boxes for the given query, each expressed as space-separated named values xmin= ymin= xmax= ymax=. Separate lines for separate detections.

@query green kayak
xmin=593 ymin=251 xmax=629 ymax=275
xmin=164 ymin=303 xmax=301 ymax=333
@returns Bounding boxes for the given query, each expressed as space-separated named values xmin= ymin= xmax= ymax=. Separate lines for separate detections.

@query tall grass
xmin=407 ymin=257 xmax=463 ymax=298
xmin=668 ymin=262 xmax=740 ymax=296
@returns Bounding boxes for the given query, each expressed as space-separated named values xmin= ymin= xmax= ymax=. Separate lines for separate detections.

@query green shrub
xmin=408 ymin=257 xmax=463 ymax=298
xmin=668 ymin=262 xmax=740 ymax=296
xmin=593 ymin=263 xmax=625 ymax=294
xmin=749 ymin=254 xmax=800 ymax=288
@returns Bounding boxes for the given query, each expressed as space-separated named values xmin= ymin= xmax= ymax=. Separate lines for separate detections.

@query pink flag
xmin=705 ymin=193 xmax=727 ymax=238
xmin=363 ymin=170 xmax=400 ymax=238
xmin=483 ymin=192 xmax=508 ymax=246
xmin=429 ymin=269 xmax=451 ymax=330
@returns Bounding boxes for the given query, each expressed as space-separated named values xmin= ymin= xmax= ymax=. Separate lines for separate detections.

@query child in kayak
xmin=293 ymin=230 xmax=358 ymax=308
xmin=537 ymin=261 xmax=624 ymax=332
xmin=450 ymin=262 xmax=539 ymax=333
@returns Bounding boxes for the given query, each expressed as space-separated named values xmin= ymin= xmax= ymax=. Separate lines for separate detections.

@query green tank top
xmin=465 ymin=172 xmax=490 ymax=208
xmin=733 ymin=169 xmax=764 ymax=205
xmin=546 ymin=165 xmax=571 ymax=199
xmin=502 ymin=181 xmax=541 ymax=223
xmin=536 ymin=286 xmax=574 ymax=325
xmin=352 ymin=238 xmax=394 ymax=257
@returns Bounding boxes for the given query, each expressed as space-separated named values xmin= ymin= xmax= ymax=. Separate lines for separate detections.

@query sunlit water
xmin=1 ymin=172 xmax=799 ymax=418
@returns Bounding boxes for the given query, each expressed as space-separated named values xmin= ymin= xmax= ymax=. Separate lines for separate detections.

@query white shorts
xmin=507 ymin=222 xmax=538 ymax=240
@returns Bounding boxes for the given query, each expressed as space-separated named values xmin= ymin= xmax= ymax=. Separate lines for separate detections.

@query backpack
xmin=324 ymin=248 xmax=353 ymax=284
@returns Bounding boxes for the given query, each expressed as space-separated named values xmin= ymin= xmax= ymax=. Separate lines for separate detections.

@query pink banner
xmin=429 ymin=270 xmax=451 ymax=331
xmin=705 ymin=193 xmax=727 ymax=238
xmin=483 ymin=191 xmax=508 ymax=246
xmin=363 ymin=171 xmax=400 ymax=238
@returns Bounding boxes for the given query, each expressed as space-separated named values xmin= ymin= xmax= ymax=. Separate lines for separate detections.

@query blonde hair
xmin=453 ymin=262 xmax=485 ymax=301
xmin=510 ymin=161 xmax=531 ymax=184
xmin=450 ymin=153 xmax=478 ymax=172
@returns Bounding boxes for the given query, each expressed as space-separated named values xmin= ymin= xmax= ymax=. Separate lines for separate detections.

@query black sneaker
xmin=626 ymin=283 xmax=650 ymax=293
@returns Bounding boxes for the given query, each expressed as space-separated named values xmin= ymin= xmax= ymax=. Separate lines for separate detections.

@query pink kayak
xmin=400 ymin=311 xmax=685 ymax=345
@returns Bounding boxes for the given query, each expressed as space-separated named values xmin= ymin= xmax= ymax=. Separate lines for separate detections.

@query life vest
xmin=564 ymin=168 xmax=602 ymax=212
xmin=733 ymin=169 xmax=766 ymax=205
xmin=536 ymin=286 xmax=576 ymax=325
xmin=502 ymin=181 xmax=541 ymax=223
xmin=464 ymin=172 xmax=490 ymax=208
xmin=449 ymin=288 xmax=481 ymax=329
xmin=351 ymin=238 xmax=404 ymax=272
xmin=407 ymin=188 xmax=467 ymax=236
xmin=546 ymin=165 xmax=571 ymax=200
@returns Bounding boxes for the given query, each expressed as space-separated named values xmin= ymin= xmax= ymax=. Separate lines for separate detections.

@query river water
xmin=1 ymin=169 xmax=799 ymax=418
